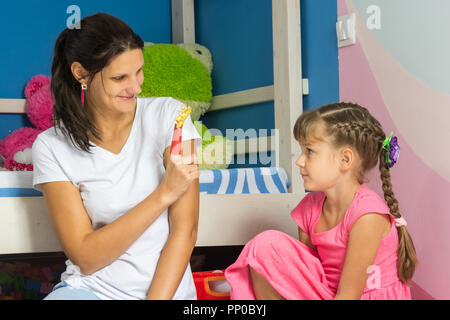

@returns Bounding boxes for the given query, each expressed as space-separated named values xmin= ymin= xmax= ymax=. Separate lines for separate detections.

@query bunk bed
xmin=0 ymin=0 xmax=306 ymax=255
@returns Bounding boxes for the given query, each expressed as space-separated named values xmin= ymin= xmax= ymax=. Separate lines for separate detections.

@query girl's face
xmin=295 ymin=127 xmax=342 ymax=191
xmin=88 ymin=48 xmax=145 ymax=115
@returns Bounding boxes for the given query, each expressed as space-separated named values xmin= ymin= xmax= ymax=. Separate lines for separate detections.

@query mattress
xmin=0 ymin=167 xmax=290 ymax=197
xmin=0 ymin=171 xmax=42 ymax=197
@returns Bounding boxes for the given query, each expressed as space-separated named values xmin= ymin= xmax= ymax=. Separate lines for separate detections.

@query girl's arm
xmin=334 ymin=213 xmax=391 ymax=300
xmin=146 ymin=140 xmax=199 ymax=299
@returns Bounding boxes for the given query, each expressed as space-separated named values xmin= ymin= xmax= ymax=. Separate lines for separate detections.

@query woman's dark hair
xmin=51 ymin=12 xmax=144 ymax=152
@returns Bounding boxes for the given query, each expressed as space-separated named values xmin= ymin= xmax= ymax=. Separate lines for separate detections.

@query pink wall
xmin=338 ymin=0 xmax=450 ymax=299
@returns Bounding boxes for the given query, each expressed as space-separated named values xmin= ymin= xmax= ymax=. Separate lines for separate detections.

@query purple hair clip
xmin=382 ymin=131 xmax=400 ymax=170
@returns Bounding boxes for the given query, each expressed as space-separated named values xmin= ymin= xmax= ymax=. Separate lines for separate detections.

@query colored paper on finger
xmin=170 ymin=106 xmax=192 ymax=155
xmin=170 ymin=126 xmax=183 ymax=155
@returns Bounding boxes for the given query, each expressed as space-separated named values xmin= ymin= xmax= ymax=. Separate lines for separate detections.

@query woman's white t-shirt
xmin=32 ymin=97 xmax=202 ymax=300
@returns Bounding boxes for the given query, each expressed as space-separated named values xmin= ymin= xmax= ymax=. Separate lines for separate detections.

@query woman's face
xmin=88 ymin=48 xmax=145 ymax=115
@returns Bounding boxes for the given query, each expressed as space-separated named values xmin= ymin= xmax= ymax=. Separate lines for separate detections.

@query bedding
xmin=0 ymin=167 xmax=290 ymax=197
xmin=199 ymin=167 xmax=290 ymax=194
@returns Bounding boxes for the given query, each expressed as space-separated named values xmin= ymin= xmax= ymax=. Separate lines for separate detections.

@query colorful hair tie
xmin=394 ymin=216 xmax=407 ymax=228
xmin=382 ymin=131 xmax=400 ymax=170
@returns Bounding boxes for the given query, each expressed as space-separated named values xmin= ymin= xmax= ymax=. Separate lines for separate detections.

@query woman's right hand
xmin=160 ymin=145 xmax=200 ymax=203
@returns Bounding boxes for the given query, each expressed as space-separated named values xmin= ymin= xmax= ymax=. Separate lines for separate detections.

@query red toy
xmin=193 ymin=270 xmax=230 ymax=300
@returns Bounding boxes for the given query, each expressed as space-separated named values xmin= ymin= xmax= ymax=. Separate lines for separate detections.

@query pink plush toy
xmin=0 ymin=75 xmax=53 ymax=171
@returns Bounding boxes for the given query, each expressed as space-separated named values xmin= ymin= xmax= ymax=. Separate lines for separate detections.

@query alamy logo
xmin=366 ymin=5 xmax=381 ymax=30
xmin=66 ymin=5 xmax=81 ymax=29
xmin=173 ymin=123 xmax=279 ymax=167
xmin=366 ymin=264 xmax=381 ymax=290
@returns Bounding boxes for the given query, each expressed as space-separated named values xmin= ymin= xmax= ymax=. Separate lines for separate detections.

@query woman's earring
xmin=81 ymin=83 xmax=87 ymax=107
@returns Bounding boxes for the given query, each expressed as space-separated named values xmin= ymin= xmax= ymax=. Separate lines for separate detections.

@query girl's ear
xmin=339 ymin=146 xmax=354 ymax=171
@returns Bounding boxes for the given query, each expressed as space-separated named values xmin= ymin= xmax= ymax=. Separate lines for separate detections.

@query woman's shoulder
xmin=33 ymin=125 xmax=86 ymax=160
xmin=139 ymin=96 xmax=181 ymax=121
xmin=33 ymin=126 xmax=65 ymax=149
xmin=139 ymin=97 xmax=184 ymax=115
xmin=138 ymin=97 xmax=187 ymax=128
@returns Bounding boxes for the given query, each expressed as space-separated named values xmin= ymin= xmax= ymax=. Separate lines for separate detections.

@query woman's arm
xmin=146 ymin=140 xmax=199 ymax=300
xmin=41 ymin=143 xmax=197 ymax=276
xmin=334 ymin=213 xmax=391 ymax=300
xmin=42 ymin=180 xmax=175 ymax=275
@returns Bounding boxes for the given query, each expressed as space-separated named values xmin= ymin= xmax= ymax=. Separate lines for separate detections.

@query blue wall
xmin=301 ymin=0 xmax=340 ymax=110
xmin=195 ymin=0 xmax=339 ymax=167
xmin=196 ymin=0 xmax=339 ymax=131
xmin=0 ymin=0 xmax=339 ymax=161
xmin=0 ymin=0 xmax=171 ymax=140
xmin=195 ymin=0 xmax=274 ymax=136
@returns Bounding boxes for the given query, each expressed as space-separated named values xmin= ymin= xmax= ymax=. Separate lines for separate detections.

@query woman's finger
xmin=170 ymin=154 xmax=183 ymax=164
xmin=181 ymin=154 xmax=197 ymax=165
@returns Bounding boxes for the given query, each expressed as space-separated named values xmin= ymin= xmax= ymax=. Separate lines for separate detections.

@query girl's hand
xmin=161 ymin=149 xmax=199 ymax=203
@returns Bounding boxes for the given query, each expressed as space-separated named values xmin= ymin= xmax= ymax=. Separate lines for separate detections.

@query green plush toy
xmin=140 ymin=42 xmax=233 ymax=169
xmin=140 ymin=42 xmax=212 ymax=121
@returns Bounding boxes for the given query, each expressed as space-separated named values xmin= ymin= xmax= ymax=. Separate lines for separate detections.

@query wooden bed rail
xmin=0 ymin=193 xmax=302 ymax=254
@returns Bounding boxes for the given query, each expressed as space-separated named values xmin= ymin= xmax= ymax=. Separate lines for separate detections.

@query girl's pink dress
xmin=224 ymin=184 xmax=411 ymax=300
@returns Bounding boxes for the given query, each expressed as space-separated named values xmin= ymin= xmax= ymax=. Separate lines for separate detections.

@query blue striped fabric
xmin=0 ymin=167 xmax=291 ymax=197
xmin=199 ymin=167 xmax=290 ymax=195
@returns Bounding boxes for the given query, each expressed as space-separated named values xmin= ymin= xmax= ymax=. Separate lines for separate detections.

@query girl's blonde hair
xmin=293 ymin=102 xmax=417 ymax=285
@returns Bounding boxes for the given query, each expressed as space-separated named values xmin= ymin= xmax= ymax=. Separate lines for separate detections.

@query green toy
xmin=140 ymin=42 xmax=233 ymax=169
xmin=194 ymin=122 xmax=234 ymax=170
xmin=140 ymin=43 xmax=212 ymax=121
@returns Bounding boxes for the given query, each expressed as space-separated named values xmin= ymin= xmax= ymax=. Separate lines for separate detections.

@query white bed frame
xmin=0 ymin=0 xmax=306 ymax=254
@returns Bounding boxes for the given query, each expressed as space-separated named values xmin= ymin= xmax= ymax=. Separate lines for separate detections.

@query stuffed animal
xmin=0 ymin=75 xmax=53 ymax=171
xmin=141 ymin=42 xmax=233 ymax=169
xmin=140 ymin=43 xmax=213 ymax=121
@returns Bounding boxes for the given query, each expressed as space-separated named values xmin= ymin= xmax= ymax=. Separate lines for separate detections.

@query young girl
xmin=225 ymin=102 xmax=417 ymax=300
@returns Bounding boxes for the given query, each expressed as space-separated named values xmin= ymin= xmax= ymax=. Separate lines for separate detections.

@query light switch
xmin=336 ymin=13 xmax=356 ymax=48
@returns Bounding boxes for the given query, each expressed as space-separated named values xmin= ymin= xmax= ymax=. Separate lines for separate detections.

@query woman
xmin=32 ymin=12 xmax=201 ymax=300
